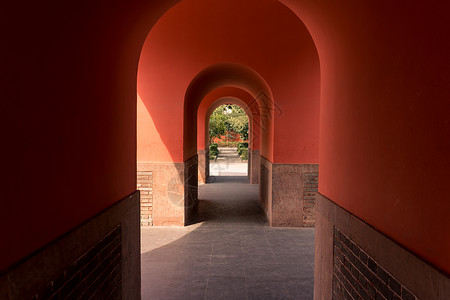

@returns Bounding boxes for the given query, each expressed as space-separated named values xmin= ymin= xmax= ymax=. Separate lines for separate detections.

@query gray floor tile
xmin=141 ymin=175 xmax=315 ymax=300
xmin=209 ymin=262 xmax=245 ymax=276
xmin=210 ymin=253 xmax=244 ymax=265
xmin=163 ymin=287 xmax=206 ymax=300
xmin=169 ymin=275 xmax=208 ymax=289
xmin=277 ymin=263 xmax=314 ymax=279
xmin=241 ymin=245 xmax=273 ymax=255
xmin=284 ymin=277 xmax=315 ymax=300
xmin=178 ymin=249 xmax=212 ymax=263
xmin=287 ymin=291 xmax=313 ymax=300
xmin=244 ymin=252 xmax=276 ymax=265
xmin=304 ymin=253 xmax=315 ymax=264
xmin=142 ymin=290 xmax=166 ymax=300
xmin=212 ymin=243 xmax=242 ymax=254
xmin=173 ymin=261 xmax=211 ymax=277
xmin=244 ymin=263 xmax=280 ymax=279
xmin=141 ymin=262 xmax=177 ymax=277
xmin=142 ymin=249 xmax=182 ymax=262
xmin=206 ymin=276 xmax=246 ymax=300
xmin=274 ymin=252 xmax=310 ymax=264
xmin=246 ymin=279 xmax=290 ymax=300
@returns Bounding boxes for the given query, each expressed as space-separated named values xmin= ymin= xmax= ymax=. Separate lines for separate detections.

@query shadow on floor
xmin=141 ymin=224 xmax=315 ymax=300
xmin=140 ymin=175 xmax=315 ymax=300
xmin=192 ymin=176 xmax=261 ymax=225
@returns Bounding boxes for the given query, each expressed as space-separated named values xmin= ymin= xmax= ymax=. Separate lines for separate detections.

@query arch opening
xmin=136 ymin=0 xmax=321 ymax=228
xmin=182 ymin=63 xmax=275 ymax=224
xmin=206 ymin=101 xmax=251 ymax=179
xmin=197 ymin=87 xmax=263 ymax=185
xmin=4 ymin=0 xmax=450 ymax=299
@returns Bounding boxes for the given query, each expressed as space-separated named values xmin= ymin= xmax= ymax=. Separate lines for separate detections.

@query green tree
xmin=209 ymin=106 xmax=227 ymax=144
xmin=227 ymin=105 xmax=249 ymax=141
xmin=209 ymin=105 xmax=249 ymax=143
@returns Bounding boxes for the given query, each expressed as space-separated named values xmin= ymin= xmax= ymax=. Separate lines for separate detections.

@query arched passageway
xmin=197 ymin=87 xmax=261 ymax=183
xmin=137 ymin=0 xmax=321 ymax=228
xmin=2 ymin=0 xmax=450 ymax=299
xmin=141 ymin=177 xmax=316 ymax=299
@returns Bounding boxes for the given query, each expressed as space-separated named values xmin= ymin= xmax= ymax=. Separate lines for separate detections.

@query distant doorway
xmin=208 ymin=104 xmax=249 ymax=178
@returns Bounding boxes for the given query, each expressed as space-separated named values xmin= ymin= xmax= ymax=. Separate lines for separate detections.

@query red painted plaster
xmin=2 ymin=0 xmax=450 ymax=276
xmin=282 ymin=0 xmax=450 ymax=273
xmin=137 ymin=0 xmax=320 ymax=164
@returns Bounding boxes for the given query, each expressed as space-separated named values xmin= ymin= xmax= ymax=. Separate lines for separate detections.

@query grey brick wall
xmin=333 ymin=227 xmax=417 ymax=300
xmin=259 ymin=163 xmax=269 ymax=213
xmin=35 ymin=226 xmax=122 ymax=299
xmin=303 ymin=172 xmax=318 ymax=227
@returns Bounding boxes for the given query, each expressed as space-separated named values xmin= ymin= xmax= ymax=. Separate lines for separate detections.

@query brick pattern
xmin=34 ymin=226 xmax=122 ymax=300
xmin=333 ymin=227 xmax=417 ymax=300
xmin=303 ymin=172 xmax=318 ymax=227
xmin=138 ymin=170 xmax=153 ymax=226
xmin=260 ymin=163 xmax=269 ymax=213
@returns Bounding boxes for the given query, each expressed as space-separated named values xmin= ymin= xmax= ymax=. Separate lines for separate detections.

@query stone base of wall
xmin=259 ymin=157 xmax=318 ymax=227
xmin=272 ymin=163 xmax=318 ymax=227
xmin=0 ymin=192 xmax=140 ymax=300
xmin=138 ymin=156 xmax=198 ymax=226
xmin=259 ymin=156 xmax=273 ymax=221
xmin=198 ymin=149 xmax=208 ymax=184
xmin=249 ymin=149 xmax=260 ymax=184
xmin=138 ymin=162 xmax=184 ymax=226
xmin=315 ymin=194 xmax=450 ymax=300
xmin=184 ymin=155 xmax=198 ymax=225
xmin=302 ymin=171 xmax=319 ymax=227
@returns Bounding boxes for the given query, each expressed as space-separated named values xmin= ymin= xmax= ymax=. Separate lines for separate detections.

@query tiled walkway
xmin=141 ymin=176 xmax=315 ymax=300
xmin=210 ymin=147 xmax=248 ymax=176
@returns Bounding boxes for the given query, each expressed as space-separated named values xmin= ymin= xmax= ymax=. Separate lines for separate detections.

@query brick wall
xmin=259 ymin=163 xmax=269 ymax=214
xmin=303 ymin=172 xmax=318 ymax=227
xmin=333 ymin=227 xmax=418 ymax=300
xmin=249 ymin=150 xmax=260 ymax=184
xmin=34 ymin=226 xmax=122 ymax=299
xmin=137 ymin=170 xmax=153 ymax=226
xmin=185 ymin=155 xmax=199 ymax=224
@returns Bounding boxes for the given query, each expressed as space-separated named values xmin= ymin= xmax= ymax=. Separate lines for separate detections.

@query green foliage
xmin=226 ymin=105 xmax=249 ymax=141
xmin=209 ymin=108 xmax=228 ymax=144
xmin=237 ymin=142 xmax=249 ymax=157
xmin=239 ymin=148 xmax=248 ymax=160
xmin=209 ymin=104 xmax=249 ymax=144
xmin=209 ymin=143 xmax=219 ymax=159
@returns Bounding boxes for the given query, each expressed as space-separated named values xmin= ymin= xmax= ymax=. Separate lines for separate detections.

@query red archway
xmin=3 ymin=1 xmax=449 ymax=298
xmin=197 ymin=87 xmax=261 ymax=184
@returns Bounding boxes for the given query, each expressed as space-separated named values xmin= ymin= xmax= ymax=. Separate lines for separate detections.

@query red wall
xmin=137 ymin=0 xmax=320 ymax=164
xmin=3 ymin=0 xmax=449 ymax=276
xmin=281 ymin=0 xmax=450 ymax=273
xmin=0 ymin=0 xmax=175 ymax=271
xmin=183 ymin=63 xmax=275 ymax=161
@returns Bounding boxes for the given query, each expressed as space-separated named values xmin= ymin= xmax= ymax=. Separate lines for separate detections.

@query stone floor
xmin=141 ymin=175 xmax=315 ymax=299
